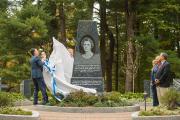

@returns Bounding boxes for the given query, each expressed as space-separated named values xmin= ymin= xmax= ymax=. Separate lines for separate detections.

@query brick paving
xmin=39 ymin=111 xmax=132 ymax=120
xmin=22 ymin=106 xmax=132 ymax=120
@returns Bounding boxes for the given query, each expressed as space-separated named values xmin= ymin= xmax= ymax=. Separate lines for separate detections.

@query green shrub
xmin=139 ymin=107 xmax=180 ymax=116
xmin=64 ymin=90 xmax=98 ymax=107
xmin=123 ymin=92 xmax=144 ymax=99
xmin=0 ymin=92 xmax=25 ymax=103
xmin=93 ymin=102 xmax=108 ymax=107
xmin=8 ymin=92 xmax=25 ymax=102
xmin=117 ymin=98 xmax=133 ymax=106
xmin=104 ymin=92 xmax=122 ymax=102
xmin=103 ymin=92 xmax=144 ymax=102
xmin=30 ymin=91 xmax=143 ymax=107
xmin=37 ymin=92 xmax=43 ymax=101
xmin=103 ymin=92 xmax=141 ymax=106
xmin=58 ymin=91 xmax=137 ymax=107
xmin=160 ymin=88 xmax=180 ymax=110
xmin=59 ymin=100 xmax=66 ymax=107
xmin=0 ymin=107 xmax=32 ymax=115
xmin=49 ymin=97 xmax=58 ymax=106
xmin=0 ymin=93 xmax=13 ymax=107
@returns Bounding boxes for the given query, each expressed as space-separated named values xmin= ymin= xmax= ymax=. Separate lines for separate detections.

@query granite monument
xmin=71 ymin=20 xmax=103 ymax=92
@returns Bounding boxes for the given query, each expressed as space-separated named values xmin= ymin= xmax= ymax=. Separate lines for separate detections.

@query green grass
xmin=160 ymin=88 xmax=180 ymax=110
xmin=0 ymin=92 xmax=25 ymax=107
xmin=0 ymin=93 xmax=13 ymax=107
xmin=139 ymin=107 xmax=180 ymax=116
xmin=0 ymin=92 xmax=25 ymax=102
xmin=0 ymin=107 xmax=32 ymax=115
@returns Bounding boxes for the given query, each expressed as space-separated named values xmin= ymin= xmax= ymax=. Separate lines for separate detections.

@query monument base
xmin=71 ymin=77 xmax=103 ymax=92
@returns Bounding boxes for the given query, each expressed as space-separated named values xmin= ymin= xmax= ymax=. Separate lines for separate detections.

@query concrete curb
xmin=28 ymin=105 xmax=140 ymax=113
xmin=132 ymin=111 xmax=180 ymax=120
xmin=0 ymin=111 xmax=40 ymax=120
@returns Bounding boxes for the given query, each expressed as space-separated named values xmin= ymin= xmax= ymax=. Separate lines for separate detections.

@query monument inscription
xmin=71 ymin=20 xmax=103 ymax=92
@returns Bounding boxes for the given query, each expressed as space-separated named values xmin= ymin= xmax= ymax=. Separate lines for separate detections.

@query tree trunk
xmin=176 ymin=15 xmax=180 ymax=57
xmin=177 ymin=39 xmax=180 ymax=57
xmin=154 ymin=23 xmax=159 ymax=39
xmin=125 ymin=0 xmax=135 ymax=92
xmin=106 ymin=24 xmax=115 ymax=92
xmin=88 ymin=0 xmax=95 ymax=19
xmin=115 ymin=12 xmax=119 ymax=91
xmin=133 ymin=10 xmax=141 ymax=92
xmin=57 ymin=2 xmax=66 ymax=45
xmin=99 ymin=0 xmax=106 ymax=87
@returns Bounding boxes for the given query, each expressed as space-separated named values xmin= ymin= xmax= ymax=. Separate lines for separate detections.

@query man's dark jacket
xmin=30 ymin=56 xmax=44 ymax=79
xmin=156 ymin=61 xmax=171 ymax=87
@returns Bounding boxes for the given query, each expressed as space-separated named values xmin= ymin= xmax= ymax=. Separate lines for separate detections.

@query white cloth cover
xmin=43 ymin=37 xmax=97 ymax=100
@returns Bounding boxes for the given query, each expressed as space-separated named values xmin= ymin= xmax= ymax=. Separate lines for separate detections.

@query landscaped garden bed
xmin=0 ymin=92 xmax=40 ymax=120
xmin=132 ymin=107 xmax=180 ymax=120
xmin=25 ymin=91 xmax=143 ymax=113
xmin=0 ymin=107 xmax=32 ymax=115
xmin=132 ymin=88 xmax=180 ymax=120
xmin=0 ymin=92 xmax=25 ymax=106
xmin=0 ymin=108 xmax=39 ymax=120
xmin=35 ymin=91 xmax=147 ymax=107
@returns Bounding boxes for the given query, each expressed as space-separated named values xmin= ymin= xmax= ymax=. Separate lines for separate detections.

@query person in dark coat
xmin=151 ymin=56 xmax=161 ymax=106
xmin=155 ymin=52 xmax=171 ymax=105
xmin=30 ymin=48 xmax=48 ymax=105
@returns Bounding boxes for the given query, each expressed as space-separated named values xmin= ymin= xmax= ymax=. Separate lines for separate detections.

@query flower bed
xmin=132 ymin=112 xmax=180 ymax=120
xmin=0 ymin=92 xmax=39 ymax=120
xmin=0 ymin=107 xmax=32 ymax=115
xmin=37 ymin=91 xmax=146 ymax=107
xmin=0 ymin=109 xmax=39 ymax=120
xmin=132 ymin=107 xmax=180 ymax=120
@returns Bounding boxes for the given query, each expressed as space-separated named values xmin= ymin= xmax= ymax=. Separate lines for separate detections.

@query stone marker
xmin=71 ymin=20 xmax=103 ymax=92
xmin=0 ymin=77 xmax=8 ymax=91
xmin=144 ymin=80 xmax=151 ymax=97
xmin=20 ymin=80 xmax=32 ymax=98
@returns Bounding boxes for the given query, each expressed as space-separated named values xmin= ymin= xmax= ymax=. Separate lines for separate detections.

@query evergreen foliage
xmin=0 ymin=0 xmax=179 ymax=92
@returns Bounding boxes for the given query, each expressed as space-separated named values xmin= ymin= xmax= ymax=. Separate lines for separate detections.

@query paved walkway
xmin=22 ymin=106 xmax=132 ymax=120
xmin=39 ymin=111 xmax=132 ymax=120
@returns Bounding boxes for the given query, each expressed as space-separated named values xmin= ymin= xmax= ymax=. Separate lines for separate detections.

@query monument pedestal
xmin=71 ymin=77 xmax=103 ymax=92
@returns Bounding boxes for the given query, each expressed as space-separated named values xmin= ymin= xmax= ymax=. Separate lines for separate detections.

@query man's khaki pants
xmin=156 ymin=86 xmax=169 ymax=105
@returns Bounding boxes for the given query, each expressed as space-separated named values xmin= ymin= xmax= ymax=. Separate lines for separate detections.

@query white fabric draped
xmin=43 ymin=37 xmax=97 ymax=99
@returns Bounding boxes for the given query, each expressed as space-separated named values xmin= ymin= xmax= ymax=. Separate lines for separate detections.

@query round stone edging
xmin=0 ymin=111 xmax=40 ymax=120
xmin=132 ymin=111 xmax=180 ymax=120
xmin=30 ymin=105 xmax=140 ymax=113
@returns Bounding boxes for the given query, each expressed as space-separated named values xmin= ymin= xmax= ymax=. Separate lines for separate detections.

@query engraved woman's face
xmin=83 ymin=40 xmax=92 ymax=52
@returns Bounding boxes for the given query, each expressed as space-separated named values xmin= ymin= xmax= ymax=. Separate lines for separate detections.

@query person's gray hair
xmin=160 ymin=52 xmax=168 ymax=60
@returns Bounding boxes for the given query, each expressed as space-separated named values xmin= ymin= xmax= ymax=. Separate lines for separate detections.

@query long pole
xmin=145 ymin=97 xmax=147 ymax=111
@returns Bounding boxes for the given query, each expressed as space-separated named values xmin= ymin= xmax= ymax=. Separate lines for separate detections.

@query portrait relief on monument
xmin=80 ymin=35 xmax=95 ymax=59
